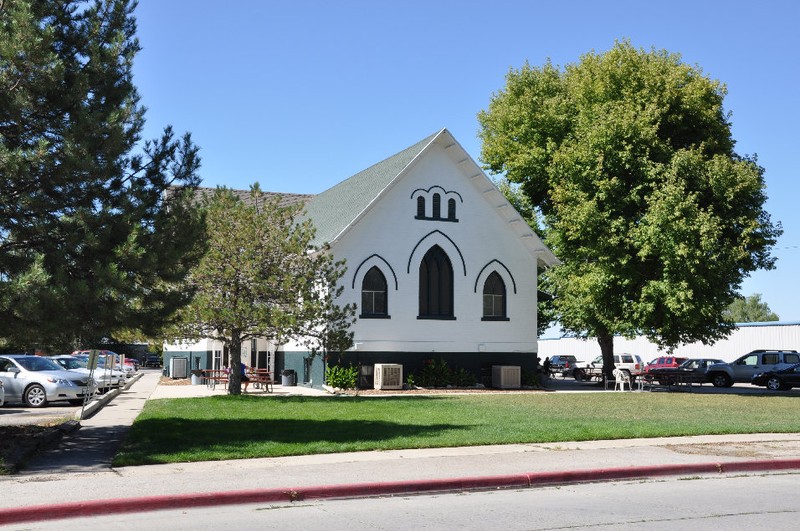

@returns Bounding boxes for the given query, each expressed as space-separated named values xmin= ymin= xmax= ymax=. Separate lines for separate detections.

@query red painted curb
xmin=2 ymin=458 xmax=799 ymax=525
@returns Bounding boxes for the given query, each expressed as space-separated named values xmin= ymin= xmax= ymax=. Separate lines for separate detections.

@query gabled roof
xmin=301 ymin=128 xmax=559 ymax=267
xmin=301 ymin=132 xmax=438 ymax=247
xmin=194 ymin=186 xmax=314 ymax=209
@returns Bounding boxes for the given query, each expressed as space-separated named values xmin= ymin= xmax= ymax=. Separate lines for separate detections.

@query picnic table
xmin=641 ymin=368 xmax=697 ymax=392
xmin=203 ymin=369 xmax=228 ymax=390
xmin=201 ymin=368 xmax=274 ymax=393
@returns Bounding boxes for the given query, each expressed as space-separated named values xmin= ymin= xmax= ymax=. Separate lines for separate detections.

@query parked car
xmin=576 ymin=353 xmax=645 ymax=380
xmin=72 ymin=350 xmax=135 ymax=379
xmin=644 ymin=356 xmax=688 ymax=373
xmin=706 ymin=350 xmax=800 ymax=388
xmin=0 ymin=379 xmax=4 ymax=407
xmin=51 ymin=355 xmax=122 ymax=393
xmin=645 ymin=358 xmax=723 ymax=385
xmin=144 ymin=355 xmax=161 ymax=368
xmin=0 ymin=355 xmax=93 ymax=407
xmin=548 ymin=355 xmax=580 ymax=377
xmin=751 ymin=363 xmax=800 ymax=391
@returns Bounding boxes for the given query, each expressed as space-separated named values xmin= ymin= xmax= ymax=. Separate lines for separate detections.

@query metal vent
xmin=491 ymin=365 xmax=521 ymax=389
xmin=374 ymin=364 xmax=403 ymax=390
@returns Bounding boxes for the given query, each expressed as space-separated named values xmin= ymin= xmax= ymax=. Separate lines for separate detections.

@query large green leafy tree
xmin=479 ymin=41 xmax=781 ymax=377
xmin=0 ymin=1 xmax=204 ymax=352
xmin=175 ymin=188 xmax=355 ymax=395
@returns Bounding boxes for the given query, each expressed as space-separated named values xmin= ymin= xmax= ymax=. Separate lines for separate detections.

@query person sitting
xmin=240 ymin=362 xmax=250 ymax=393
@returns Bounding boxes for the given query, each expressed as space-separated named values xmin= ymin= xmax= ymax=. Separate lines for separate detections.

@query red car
xmin=644 ymin=356 xmax=688 ymax=373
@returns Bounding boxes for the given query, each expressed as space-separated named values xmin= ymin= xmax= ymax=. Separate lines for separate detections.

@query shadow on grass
xmin=116 ymin=416 xmax=467 ymax=466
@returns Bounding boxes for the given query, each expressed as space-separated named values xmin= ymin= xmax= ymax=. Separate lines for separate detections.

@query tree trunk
xmin=228 ymin=333 xmax=242 ymax=395
xmin=597 ymin=333 xmax=615 ymax=380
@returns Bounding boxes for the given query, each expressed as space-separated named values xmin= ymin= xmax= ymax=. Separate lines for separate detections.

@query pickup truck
xmin=706 ymin=349 xmax=800 ymax=388
xmin=574 ymin=353 xmax=645 ymax=381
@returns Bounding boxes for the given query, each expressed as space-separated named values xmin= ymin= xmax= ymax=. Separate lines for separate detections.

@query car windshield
xmin=56 ymin=358 xmax=88 ymax=370
xmin=15 ymin=356 xmax=64 ymax=371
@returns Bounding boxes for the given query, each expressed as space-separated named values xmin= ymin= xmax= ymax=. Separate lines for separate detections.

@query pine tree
xmin=0 ymin=1 xmax=205 ymax=352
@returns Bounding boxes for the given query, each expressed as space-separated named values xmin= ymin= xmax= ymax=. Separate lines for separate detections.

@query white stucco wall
xmin=322 ymin=140 xmax=544 ymax=354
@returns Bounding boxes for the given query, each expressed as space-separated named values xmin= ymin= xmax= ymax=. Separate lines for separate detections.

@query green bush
xmin=325 ymin=364 xmax=359 ymax=390
xmin=417 ymin=357 xmax=451 ymax=387
xmin=522 ymin=369 xmax=541 ymax=388
xmin=415 ymin=358 xmax=477 ymax=388
xmin=452 ymin=367 xmax=477 ymax=387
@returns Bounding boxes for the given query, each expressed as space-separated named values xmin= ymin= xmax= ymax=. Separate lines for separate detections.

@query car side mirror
xmin=8 ymin=367 xmax=20 ymax=374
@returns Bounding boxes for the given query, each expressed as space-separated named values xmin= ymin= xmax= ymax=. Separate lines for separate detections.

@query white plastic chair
xmin=613 ymin=368 xmax=631 ymax=391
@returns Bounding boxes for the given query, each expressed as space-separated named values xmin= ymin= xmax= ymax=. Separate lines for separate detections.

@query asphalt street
xmin=1 ymin=369 xmax=799 ymax=527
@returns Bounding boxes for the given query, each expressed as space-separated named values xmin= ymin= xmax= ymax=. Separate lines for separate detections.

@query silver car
xmin=0 ymin=355 xmax=93 ymax=408
xmin=51 ymin=355 xmax=122 ymax=393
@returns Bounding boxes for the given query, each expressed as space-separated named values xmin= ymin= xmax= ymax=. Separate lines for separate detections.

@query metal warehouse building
xmin=538 ymin=321 xmax=800 ymax=364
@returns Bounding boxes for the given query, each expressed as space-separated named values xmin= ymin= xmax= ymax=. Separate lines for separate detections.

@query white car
xmin=51 ymin=355 xmax=122 ymax=393
xmin=72 ymin=350 xmax=135 ymax=380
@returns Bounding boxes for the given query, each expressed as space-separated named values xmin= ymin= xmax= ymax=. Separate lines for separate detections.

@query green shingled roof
xmin=302 ymin=131 xmax=440 ymax=246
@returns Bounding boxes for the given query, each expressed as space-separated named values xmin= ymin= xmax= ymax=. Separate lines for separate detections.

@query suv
xmin=706 ymin=350 xmax=800 ymax=388
xmin=548 ymin=355 xmax=580 ymax=377
xmin=578 ymin=353 xmax=645 ymax=378
xmin=644 ymin=356 xmax=688 ymax=373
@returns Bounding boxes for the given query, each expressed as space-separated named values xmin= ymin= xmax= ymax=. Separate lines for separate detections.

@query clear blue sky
xmin=131 ymin=1 xmax=799 ymax=330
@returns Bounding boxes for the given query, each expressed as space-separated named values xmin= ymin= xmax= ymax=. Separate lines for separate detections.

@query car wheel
xmin=711 ymin=373 xmax=732 ymax=388
xmin=765 ymin=377 xmax=782 ymax=391
xmin=24 ymin=384 xmax=48 ymax=408
xmin=573 ymin=369 xmax=586 ymax=381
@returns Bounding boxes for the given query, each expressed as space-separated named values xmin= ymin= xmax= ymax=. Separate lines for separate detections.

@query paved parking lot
xmin=0 ymin=402 xmax=80 ymax=426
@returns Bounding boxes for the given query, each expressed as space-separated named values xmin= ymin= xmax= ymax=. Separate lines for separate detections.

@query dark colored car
xmin=751 ymin=363 xmax=800 ymax=391
xmin=548 ymin=355 xmax=579 ymax=377
xmin=646 ymin=358 xmax=723 ymax=385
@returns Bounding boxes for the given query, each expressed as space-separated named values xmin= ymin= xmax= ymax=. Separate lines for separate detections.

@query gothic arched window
xmin=361 ymin=266 xmax=388 ymax=318
xmin=418 ymin=245 xmax=454 ymax=319
xmin=482 ymin=271 xmax=507 ymax=320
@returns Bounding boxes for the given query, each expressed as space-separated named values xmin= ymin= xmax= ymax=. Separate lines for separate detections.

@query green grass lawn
xmin=113 ymin=393 xmax=800 ymax=466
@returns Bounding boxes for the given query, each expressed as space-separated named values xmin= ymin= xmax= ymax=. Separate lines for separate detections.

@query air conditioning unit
xmin=374 ymin=364 xmax=403 ymax=390
xmin=492 ymin=365 xmax=521 ymax=389
xmin=169 ymin=357 xmax=189 ymax=379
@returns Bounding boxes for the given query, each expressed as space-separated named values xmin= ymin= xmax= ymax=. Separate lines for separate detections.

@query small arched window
xmin=416 ymin=196 xmax=426 ymax=218
xmin=432 ymin=193 xmax=441 ymax=220
xmin=361 ymin=266 xmax=388 ymax=318
xmin=447 ymin=198 xmax=457 ymax=221
xmin=482 ymin=272 xmax=507 ymax=320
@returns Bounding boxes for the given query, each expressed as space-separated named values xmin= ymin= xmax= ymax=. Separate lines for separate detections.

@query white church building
xmin=163 ymin=129 xmax=558 ymax=387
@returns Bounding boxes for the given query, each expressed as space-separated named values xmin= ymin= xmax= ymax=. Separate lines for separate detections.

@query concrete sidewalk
xmin=2 ymin=370 xmax=799 ymax=525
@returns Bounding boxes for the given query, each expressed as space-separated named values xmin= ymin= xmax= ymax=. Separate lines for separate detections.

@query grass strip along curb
xmin=3 ymin=458 xmax=800 ymax=525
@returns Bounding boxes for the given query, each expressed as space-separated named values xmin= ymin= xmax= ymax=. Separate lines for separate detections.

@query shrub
xmin=522 ymin=369 xmax=541 ymax=388
xmin=415 ymin=358 xmax=477 ymax=388
xmin=325 ymin=364 xmax=359 ymax=390
xmin=452 ymin=367 xmax=477 ymax=387
xmin=417 ymin=357 xmax=451 ymax=387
